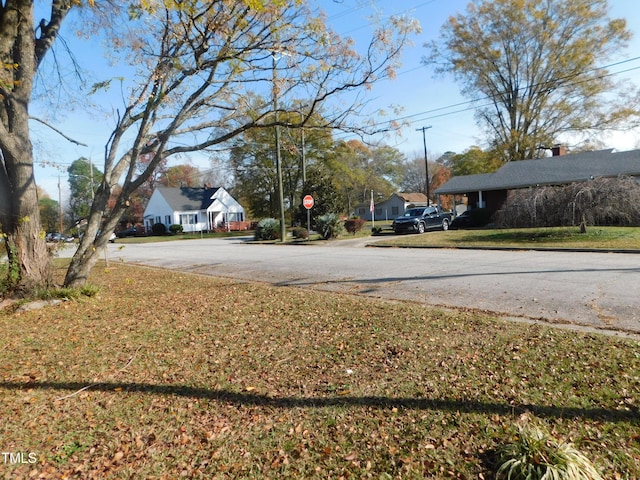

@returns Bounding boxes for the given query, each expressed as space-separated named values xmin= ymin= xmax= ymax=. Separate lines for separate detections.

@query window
xmin=165 ymin=215 xmax=171 ymax=225
xmin=179 ymin=214 xmax=197 ymax=225
xmin=227 ymin=212 xmax=244 ymax=222
xmin=155 ymin=216 xmax=161 ymax=224
xmin=391 ymin=206 xmax=399 ymax=215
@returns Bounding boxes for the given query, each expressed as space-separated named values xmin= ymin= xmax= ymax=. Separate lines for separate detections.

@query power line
xmin=354 ymin=56 xmax=640 ymax=133
xmin=317 ymin=2 xmax=640 ymax=139
xmin=338 ymin=0 xmax=439 ymax=36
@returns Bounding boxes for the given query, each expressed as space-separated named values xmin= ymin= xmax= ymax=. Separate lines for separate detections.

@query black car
xmin=450 ymin=208 xmax=492 ymax=229
xmin=115 ymin=227 xmax=138 ymax=238
xmin=46 ymin=232 xmax=74 ymax=243
xmin=450 ymin=210 xmax=474 ymax=229
xmin=392 ymin=206 xmax=452 ymax=234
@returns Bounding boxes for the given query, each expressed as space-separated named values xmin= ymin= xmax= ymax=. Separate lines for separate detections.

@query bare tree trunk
xmin=0 ymin=136 xmax=52 ymax=292
xmin=0 ymin=0 xmax=52 ymax=294
xmin=63 ymin=182 xmax=125 ymax=288
xmin=64 ymin=243 xmax=102 ymax=290
xmin=0 ymin=162 xmax=52 ymax=293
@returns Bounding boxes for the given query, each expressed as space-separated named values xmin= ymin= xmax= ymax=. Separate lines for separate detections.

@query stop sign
xmin=303 ymin=195 xmax=314 ymax=210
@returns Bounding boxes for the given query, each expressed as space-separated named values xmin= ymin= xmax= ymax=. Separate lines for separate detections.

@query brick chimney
xmin=551 ymin=144 xmax=567 ymax=156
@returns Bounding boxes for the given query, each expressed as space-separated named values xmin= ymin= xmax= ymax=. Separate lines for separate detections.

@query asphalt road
xmin=90 ymin=237 xmax=640 ymax=337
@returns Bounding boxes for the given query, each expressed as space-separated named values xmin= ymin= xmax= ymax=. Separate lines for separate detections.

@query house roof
xmin=155 ymin=187 xmax=221 ymax=211
xmin=396 ymin=192 xmax=428 ymax=203
xmin=435 ymin=148 xmax=640 ymax=195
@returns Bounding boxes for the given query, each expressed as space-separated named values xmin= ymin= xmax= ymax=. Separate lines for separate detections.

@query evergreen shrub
xmin=255 ymin=218 xmax=280 ymax=240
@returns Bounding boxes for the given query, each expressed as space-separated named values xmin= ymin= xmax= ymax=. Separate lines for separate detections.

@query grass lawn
xmin=372 ymin=226 xmax=640 ymax=251
xmin=1 ymin=261 xmax=638 ymax=478
xmin=113 ymin=230 xmax=253 ymax=244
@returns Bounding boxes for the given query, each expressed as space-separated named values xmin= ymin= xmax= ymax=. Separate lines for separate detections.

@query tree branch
xmin=30 ymin=116 xmax=88 ymax=146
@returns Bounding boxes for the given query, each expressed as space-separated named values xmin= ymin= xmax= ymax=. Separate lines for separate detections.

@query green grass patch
xmin=1 ymin=262 xmax=638 ymax=478
xmin=113 ymin=230 xmax=253 ymax=244
xmin=374 ymin=226 xmax=640 ymax=250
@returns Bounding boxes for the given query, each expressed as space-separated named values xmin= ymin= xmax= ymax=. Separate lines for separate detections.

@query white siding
xmin=143 ymin=187 xmax=246 ymax=232
xmin=143 ymin=190 xmax=175 ymax=231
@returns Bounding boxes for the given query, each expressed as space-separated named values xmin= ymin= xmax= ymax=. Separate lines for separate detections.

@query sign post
xmin=303 ymin=195 xmax=314 ymax=237
xmin=370 ymin=189 xmax=375 ymax=230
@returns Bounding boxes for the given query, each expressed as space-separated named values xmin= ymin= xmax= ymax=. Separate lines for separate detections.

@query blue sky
xmin=32 ymin=0 xmax=640 ymax=199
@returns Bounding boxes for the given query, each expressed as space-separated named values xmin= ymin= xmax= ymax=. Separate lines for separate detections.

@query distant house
xmin=434 ymin=148 xmax=640 ymax=214
xmin=355 ymin=192 xmax=429 ymax=221
xmin=143 ymin=186 xmax=247 ymax=233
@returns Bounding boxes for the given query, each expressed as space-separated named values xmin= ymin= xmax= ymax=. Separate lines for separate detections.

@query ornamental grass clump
xmin=254 ymin=218 xmax=280 ymax=240
xmin=316 ymin=213 xmax=344 ymax=239
xmin=497 ymin=420 xmax=602 ymax=480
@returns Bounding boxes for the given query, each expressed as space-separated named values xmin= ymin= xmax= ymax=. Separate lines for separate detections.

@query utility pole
xmin=416 ymin=126 xmax=432 ymax=206
xmin=301 ymin=124 xmax=306 ymax=186
xmin=272 ymin=53 xmax=287 ymax=243
xmin=58 ymin=175 xmax=63 ymax=233
xmin=89 ymin=157 xmax=94 ymax=199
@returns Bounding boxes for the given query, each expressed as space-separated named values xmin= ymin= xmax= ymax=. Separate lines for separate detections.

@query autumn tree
xmin=230 ymin=107 xmax=334 ymax=221
xmin=38 ymin=192 xmax=59 ymax=233
xmin=448 ymin=146 xmax=502 ymax=177
xmin=134 ymin=150 xmax=168 ymax=204
xmin=291 ymin=166 xmax=342 ymax=228
xmin=159 ymin=165 xmax=203 ymax=188
xmin=399 ymin=152 xmax=452 ymax=201
xmin=425 ymin=0 xmax=638 ymax=162
xmin=61 ymin=1 xmax=418 ymax=287
xmin=0 ymin=0 xmax=419 ymax=292
xmin=231 ymin=129 xmax=281 ymax=220
xmin=68 ymin=158 xmax=102 ymax=224
xmin=329 ymin=140 xmax=405 ymax=213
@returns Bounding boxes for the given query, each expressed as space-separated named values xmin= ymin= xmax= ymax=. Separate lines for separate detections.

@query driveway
xmin=94 ymin=237 xmax=640 ymax=337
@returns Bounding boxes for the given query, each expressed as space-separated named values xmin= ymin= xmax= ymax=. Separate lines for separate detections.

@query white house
xmin=354 ymin=192 xmax=429 ymax=221
xmin=143 ymin=186 xmax=246 ymax=233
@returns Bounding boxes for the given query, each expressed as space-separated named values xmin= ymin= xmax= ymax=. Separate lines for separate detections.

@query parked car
xmin=392 ymin=206 xmax=453 ymax=234
xmin=79 ymin=229 xmax=117 ymax=243
xmin=46 ymin=232 xmax=74 ymax=243
xmin=450 ymin=210 xmax=475 ymax=230
xmin=97 ymin=230 xmax=117 ymax=243
xmin=115 ymin=226 xmax=139 ymax=238
xmin=450 ymin=208 xmax=493 ymax=230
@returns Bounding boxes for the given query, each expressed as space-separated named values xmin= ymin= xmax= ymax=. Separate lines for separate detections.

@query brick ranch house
xmin=434 ymin=147 xmax=640 ymax=215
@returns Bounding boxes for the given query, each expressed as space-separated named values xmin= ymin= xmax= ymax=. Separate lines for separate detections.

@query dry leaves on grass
xmin=1 ymin=262 xmax=638 ymax=478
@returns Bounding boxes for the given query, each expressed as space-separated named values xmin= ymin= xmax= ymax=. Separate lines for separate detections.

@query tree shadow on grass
xmin=1 ymin=381 xmax=637 ymax=423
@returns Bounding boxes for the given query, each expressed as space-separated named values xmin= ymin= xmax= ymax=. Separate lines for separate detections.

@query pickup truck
xmin=392 ymin=206 xmax=453 ymax=234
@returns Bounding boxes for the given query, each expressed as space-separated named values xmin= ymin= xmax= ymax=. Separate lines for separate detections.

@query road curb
xmin=366 ymin=243 xmax=640 ymax=254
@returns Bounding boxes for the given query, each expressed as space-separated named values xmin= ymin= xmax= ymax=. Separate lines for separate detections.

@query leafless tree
xmin=64 ymin=2 xmax=419 ymax=287
xmin=0 ymin=0 xmax=419 ymax=292
xmin=495 ymin=176 xmax=640 ymax=229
